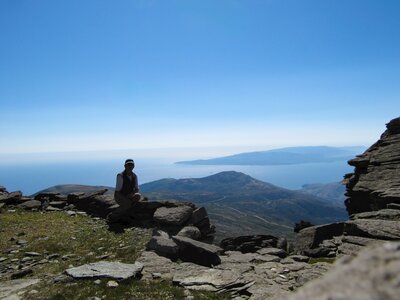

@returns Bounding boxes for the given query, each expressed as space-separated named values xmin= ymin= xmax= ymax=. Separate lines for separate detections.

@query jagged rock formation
xmin=294 ymin=117 xmax=400 ymax=258
xmin=344 ymin=117 xmax=400 ymax=214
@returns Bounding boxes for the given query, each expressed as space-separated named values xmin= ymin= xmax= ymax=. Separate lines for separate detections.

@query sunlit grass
xmin=0 ymin=210 xmax=230 ymax=299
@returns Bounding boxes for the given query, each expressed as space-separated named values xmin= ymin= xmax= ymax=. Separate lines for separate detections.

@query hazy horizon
xmin=1 ymin=1 xmax=399 ymax=157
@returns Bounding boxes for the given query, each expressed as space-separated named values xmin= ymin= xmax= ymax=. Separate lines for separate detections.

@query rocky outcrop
xmin=220 ymin=235 xmax=281 ymax=253
xmin=344 ymin=117 xmax=400 ymax=215
xmin=288 ymin=242 xmax=400 ymax=300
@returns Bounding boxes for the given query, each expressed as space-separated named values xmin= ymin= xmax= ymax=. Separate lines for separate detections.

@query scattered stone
xmin=16 ymin=240 xmax=28 ymax=246
xmin=151 ymin=273 xmax=162 ymax=279
xmin=106 ymin=280 xmax=119 ymax=288
xmin=94 ymin=279 xmax=101 ymax=285
xmin=21 ymin=257 xmax=33 ymax=263
xmin=0 ymin=257 xmax=7 ymax=262
xmin=66 ymin=210 xmax=77 ymax=216
xmin=53 ymin=274 xmax=73 ymax=283
xmin=66 ymin=261 xmax=143 ymax=280
xmin=11 ymin=268 xmax=33 ymax=279
xmin=28 ymin=289 xmax=39 ymax=295
xmin=48 ymin=254 xmax=60 ymax=260
xmin=25 ymin=252 xmax=41 ymax=257
xmin=256 ymin=247 xmax=287 ymax=258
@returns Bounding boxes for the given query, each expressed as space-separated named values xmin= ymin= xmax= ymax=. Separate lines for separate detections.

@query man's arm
xmin=115 ymin=174 xmax=123 ymax=192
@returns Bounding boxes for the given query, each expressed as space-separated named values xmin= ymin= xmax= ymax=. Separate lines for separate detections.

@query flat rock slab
xmin=172 ymin=267 xmax=246 ymax=292
xmin=65 ymin=261 xmax=143 ymax=280
xmin=0 ymin=279 xmax=41 ymax=299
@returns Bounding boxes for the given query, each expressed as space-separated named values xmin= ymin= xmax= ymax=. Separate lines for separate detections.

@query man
xmin=114 ymin=159 xmax=142 ymax=210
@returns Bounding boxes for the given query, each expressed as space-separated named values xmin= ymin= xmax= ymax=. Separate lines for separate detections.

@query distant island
xmin=175 ymin=146 xmax=366 ymax=166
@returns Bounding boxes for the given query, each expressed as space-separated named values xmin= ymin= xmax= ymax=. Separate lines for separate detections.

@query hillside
xmin=298 ymin=182 xmax=345 ymax=207
xmin=176 ymin=146 xmax=365 ymax=166
xmin=141 ymin=171 xmax=347 ymax=240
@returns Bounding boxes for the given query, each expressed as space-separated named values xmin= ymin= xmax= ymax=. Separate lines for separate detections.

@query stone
xmin=256 ymin=247 xmax=287 ymax=258
xmin=67 ymin=191 xmax=116 ymax=218
xmin=188 ymin=207 xmax=208 ymax=225
xmin=294 ymin=223 xmax=344 ymax=254
xmin=303 ymin=247 xmax=332 ymax=258
xmin=288 ymin=242 xmax=400 ymax=300
xmin=153 ymin=206 xmax=194 ymax=226
xmin=177 ymin=226 xmax=201 ymax=240
xmin=53 ymin=274 xmax=73 ymax=283
xmin=287 ymin=255 xmax=309 ymax=263
xmin=65 ymin=261 xmax=143 ymax=280
xmin=152 ymin=229 xmax=170 ymax=239
xmin=220 ymin=235 xmax=278 ymax=253
xmin=0 ymin=191 xmax=22 ymax=204
xmin=146 ymin=236 xmax=179 ymax=258
xmin=172 ymin=235 xmax=222 ymax=267
xmin=351 ymin=209 xmax=400 ymax=221
xmin=16 ymin=240 xmax=28 ymax=246
xmin=0 ymin=279 xmax=40 ymax=299
xmin=17 ymin=200 xmax=42 ymax=210
xmin=106 ymin=280 xmax=119 ymax=288
xmin=25 ymin=252 xmax=41 ymax=257
xmin=11 ymin=269 xmax=33 ymax=279
xmin=94 ymin=279 xmax=101 ymax=284
xmin=344 ymin=219 xmax=400 ymax=240
xmin=173 ymin=267 xmax=249 ymax=292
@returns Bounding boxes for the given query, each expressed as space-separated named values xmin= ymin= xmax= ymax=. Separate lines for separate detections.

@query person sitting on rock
xmin=115 ymin=158 xmax=142 ymax=206
xmin=108 ymin=159 xmax=143 ymax=223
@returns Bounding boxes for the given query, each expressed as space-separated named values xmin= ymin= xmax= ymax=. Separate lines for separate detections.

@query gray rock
xmin=351 ymin=209 xmax=400 ymax=221
xmin=188 ymin=207 xmax=208 ymax=225
xmin=288 ymin=242 xmax=400 ymax=300
xmin=287 ymin=255 xmax=309 ymax=263
xmin=294 ymin=223 xmax=344 ymax=254
xmin=11 ymin=269 xmax=33 ymax=279
xmin=146 ymin=236 xmax=179 ymax=258
xmin=256 ymin=247 xmax=287 ymax=258
xmin=344 ymin=219 xmax=400 ymax=240
xmin=65 ymin=261 xmax=143 ymax=280
xmin=177 ymin=226 xmax=201 ymax=240
xmin=172 ymin=235 xmax=222 ymax=267
xmin=152 ymin=229 xmax=170 ymax=239
xmin=0 ymin=191 xmax=22 ymax=204
xmin=153 ymin=206 xmax=194 ymax=226
xmin=0 ymin=279 xmax=41 ymax=299
xmin=303 ymin=247 xmax=332 ymax=258
xmin=173 ymin=267 xmax=248 ymax=292
xmin=387 ymin=203 xmax=400 ymax=210
xmin=18 ymin=200 xmax=42 ymax=210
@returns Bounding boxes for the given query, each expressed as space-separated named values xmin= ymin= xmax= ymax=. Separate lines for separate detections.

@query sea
xmin=0 ymin=158 xmax=353 ymax=196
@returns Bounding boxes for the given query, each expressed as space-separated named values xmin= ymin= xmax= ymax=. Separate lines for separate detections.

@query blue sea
xmin=0 ymin=158 xmax=353 ymax=196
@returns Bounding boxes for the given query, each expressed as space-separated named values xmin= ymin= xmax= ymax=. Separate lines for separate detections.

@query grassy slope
xmin=0 ymin=210 xmax=228 ymax=300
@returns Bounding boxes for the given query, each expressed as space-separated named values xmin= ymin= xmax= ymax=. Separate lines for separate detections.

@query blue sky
xmin=1 ymin=0 xmax=399 ymax=159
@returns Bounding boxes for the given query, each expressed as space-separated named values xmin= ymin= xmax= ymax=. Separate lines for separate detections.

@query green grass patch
xmin=0 ymin=210 xmax=230 ymax=300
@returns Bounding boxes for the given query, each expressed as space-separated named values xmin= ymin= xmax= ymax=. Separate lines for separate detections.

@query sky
xmin=1 ymin=0 xmax=399 ymax=161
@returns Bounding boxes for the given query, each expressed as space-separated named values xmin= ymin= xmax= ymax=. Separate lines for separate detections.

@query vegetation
xmin=0 ymin=210 xmax=229 ymax=300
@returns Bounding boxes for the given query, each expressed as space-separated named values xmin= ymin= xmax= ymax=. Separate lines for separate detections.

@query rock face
xmin=294 ymin=117 xmax=400 ymax=258
xmin=288 ymin=242 xmax=400 ymax=300
xmin=344 ymin=117 xmax=400 ymax=215
xmin=220 ymin=235 xmax=279 ymax=253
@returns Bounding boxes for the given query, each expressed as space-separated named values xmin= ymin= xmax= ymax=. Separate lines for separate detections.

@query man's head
xmin=124 ymin=159 xmax=135 ymax=172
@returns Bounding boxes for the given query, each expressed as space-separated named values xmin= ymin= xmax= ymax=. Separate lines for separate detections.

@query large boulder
xmin=153 ymin=206 xmax=193 ymax=226
xmin=177 ymin=226 xmax=201 ymax=240
xmin=288 ymin=242 xmax=400 ymax=300
xmin=146 ymin=236 xmax=179 ymax=259
xmin=67 ymin=190 xmax=116 ymax=218
xmin=0 ymin=191 xmax=22 ymax=205
xmin=18 ymin=200 xmax=42 ymax=210
xmin=294 ymin=223 xmax=344 ymax=254
xmin=172 ymin=235 xmax=222 ymax=267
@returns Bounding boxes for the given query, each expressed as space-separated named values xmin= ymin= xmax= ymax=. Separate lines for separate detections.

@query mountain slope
xmin=176 ymin=146 xmax=365 ymax=166
xmin=32 ymin=184 xmax=114 ymax=196
xmin=141 ymin=171 xmax=347 ymax=240
xmin=298 ymin=182 xmax=345 ymax=207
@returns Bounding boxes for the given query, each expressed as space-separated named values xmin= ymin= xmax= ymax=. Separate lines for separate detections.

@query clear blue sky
xmin=1 ymin=0 xmax=399 ymax=159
